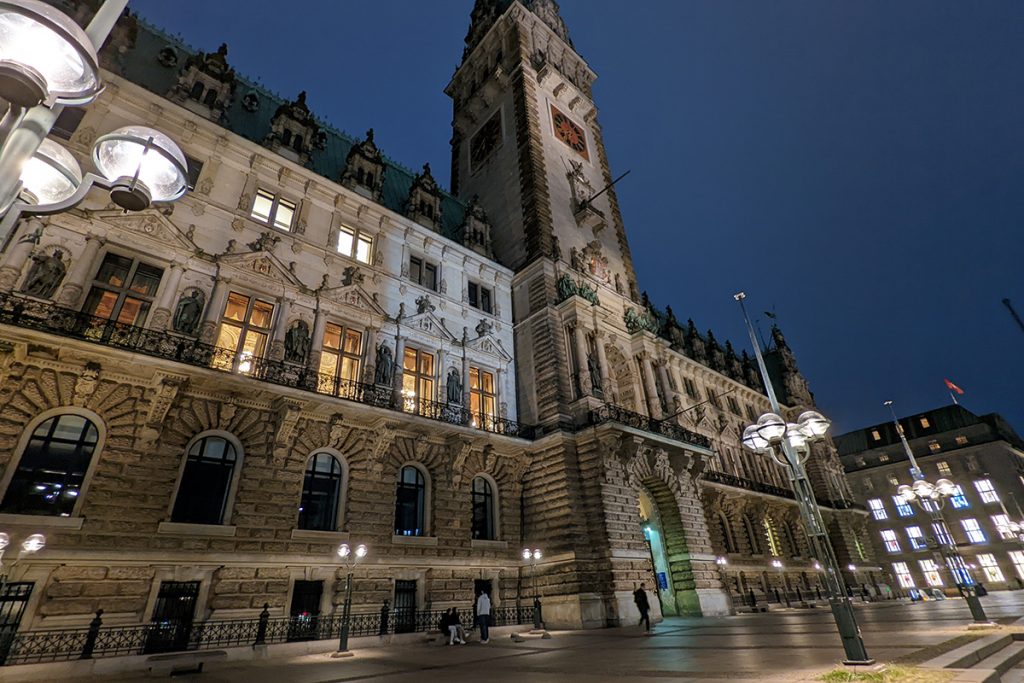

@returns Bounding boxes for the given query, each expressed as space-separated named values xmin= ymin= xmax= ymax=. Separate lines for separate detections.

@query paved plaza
xmin=85 ymin=593 xmax=1024 ymax=683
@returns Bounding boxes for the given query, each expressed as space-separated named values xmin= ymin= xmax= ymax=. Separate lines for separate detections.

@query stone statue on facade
xmin=587 ymin=353 xmax=602 ymax=394
xmin=172 ymin=289 xmax=205 ymax=335
xmin=284 ymin=320 xmax=311 ymax=363
xmin=446 ymin=368 xmax=463 ymax=404
xmin=21 ymin=249 xmax=66 ymax=299
xmin=555 ymin=273 xmax=577 ymax=302
xmin=374 ymin=343 xmax=394 ymax=386
xmin=341 ymin=265 xmax=364 ymax=286
xmin=415 ymin=294 xmax=435 ymax=314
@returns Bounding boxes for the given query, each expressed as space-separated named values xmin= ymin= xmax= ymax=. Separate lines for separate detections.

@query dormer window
xmin=337 ymin=226 xmax=373 ymax=264
xmin=251 ymin=189 xmax=296 ymax=231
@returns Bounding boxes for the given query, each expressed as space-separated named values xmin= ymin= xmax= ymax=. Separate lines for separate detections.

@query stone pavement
xmin=93 ymin=593 xmax=1024 ymax=683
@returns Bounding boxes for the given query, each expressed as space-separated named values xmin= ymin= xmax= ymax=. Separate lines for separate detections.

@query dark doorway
xmin=0 ymin=582 xmax=33 ymax=664
xmin=473 ymin=579 xmax=492 ymax=621
xmin=393 ymin=580 xmax=417 ymax=633
xmin=287 ymin=580 xmax=323 ymax=642
xmin=144 ymin=581 xmax=200 ymax=654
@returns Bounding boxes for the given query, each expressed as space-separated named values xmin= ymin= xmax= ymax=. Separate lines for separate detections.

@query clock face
xmin=551 ymin=105 xmax=589 ymax=160
xmin=470 ymin=111 xmax=502 ymax=170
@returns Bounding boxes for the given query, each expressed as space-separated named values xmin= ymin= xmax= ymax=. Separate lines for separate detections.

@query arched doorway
xmin=638 ymin=488 xmax=677 ymax=616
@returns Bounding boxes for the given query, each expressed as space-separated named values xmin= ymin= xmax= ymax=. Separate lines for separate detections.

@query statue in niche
xmin=569 ymin=246 xmax=584 ymax=273
xmin=172 ymin=289 xmax=205 ymax=335
xmin=614 ymin=272 xmax=623 ymax=295
xmin=374 ymin=343 xmax=394 ymax=386
xmin=587 ymin=353 xmax=602 ymax=394
xmin=446 ymin=368 xmax=463 ymax=404
xmin=284 ymin=320 xmax=311 ymax=363
xmin=415 ymin=295 xmax=435 ymax=314
xmin=21 ymin=249 xmax=65 ymax=299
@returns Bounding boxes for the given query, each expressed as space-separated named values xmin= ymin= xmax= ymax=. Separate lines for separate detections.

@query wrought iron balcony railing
xmin=0 ymin=292 xmax=532 ymax=439
xmin=588 ymin=403 xmax=712 ymax=449
xmin=702 ymin=469 xmax=796 ymax=500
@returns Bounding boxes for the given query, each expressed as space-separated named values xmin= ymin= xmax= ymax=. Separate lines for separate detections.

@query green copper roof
xmin=106 ymin=15 xmax=466 ymax=243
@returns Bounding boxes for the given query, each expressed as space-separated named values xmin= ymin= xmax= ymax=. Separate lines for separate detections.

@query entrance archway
xmin=638 ymin=488 xmax=677 ymax=616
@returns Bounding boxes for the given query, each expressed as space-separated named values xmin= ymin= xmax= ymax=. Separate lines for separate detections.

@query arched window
xmin=292 ymin=134 xmax=303 ymax=153
xmin=281 ymin=129 xmax=292 ymax=146
xmin=171 ymin=435 xmax=238 ymax=525
xmin=0 ymin=413 xmax=99 ymax=516
xmin=189 ymin=81 xmax=204 ymax=101
xmin=717 ymin=512 xmax=737 ymax=553
xmin=202 ymin=88 xmax=217 ymax=107
xmin=763 ymin=517 xmax=782 ymax=557
xmin=394 ymin=465 xmax=426 ymax=536
xmin=471 ymin=476 xmax=496 ymax=540
xmin=781 ymin=520 xmax=799 ymax=557
xmin=743 ymin=514 xmax=761 ymax=554
xmin=298 ymin=452 xmax=344 ymax=531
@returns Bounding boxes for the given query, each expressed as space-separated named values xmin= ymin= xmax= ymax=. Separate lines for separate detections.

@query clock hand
xmin=579 ymin=170 xmax=631 ymax=211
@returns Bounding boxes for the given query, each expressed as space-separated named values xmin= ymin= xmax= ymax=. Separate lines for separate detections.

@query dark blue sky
xmin=128 ymin=0 xmax=1024 ymax=434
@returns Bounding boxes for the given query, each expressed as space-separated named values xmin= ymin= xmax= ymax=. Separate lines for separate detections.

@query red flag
xmin=944 ymin=378 xmax=965 ymax=395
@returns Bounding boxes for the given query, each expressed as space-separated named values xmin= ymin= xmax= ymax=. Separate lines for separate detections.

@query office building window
xmin=906 ymin=526 xmax=927 ymax=550
xmin=975 ymin=479 xmax=999 ymax=504
xmin=918 ymin=559 xmax=943 ymax=587
xmin=950 ymin=485 xmax=969 ymax=509
xmin=337 ymin=226 xmax=373 ymax=264
xmin=867 ymin=498 xmax=887 ymax=521
xmin=880 ymin=529 xmax=900 ymax=553
xmin=250 ymin=188 xmax=296 ymax=231
xmin=408 ymin=256 xmax=438 ymax=291
xmin=992 ymin=514 xmax=1015 ymax=540
xmin=932 ymin=521 xmax=953 ymax=546
xmin=937 ymin=461 xmax=952 ymax=476
xmin=961 ymin=518 xmax=986 ymax=544
xmin=893 ymin=562 xmax=915 ymax=589
xmin=977 ymin=554 xmax=1004 ymax=583
xmin=893 ymin=495 xmax=914 ymax=518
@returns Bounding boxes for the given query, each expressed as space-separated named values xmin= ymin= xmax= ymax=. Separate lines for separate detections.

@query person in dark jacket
xmin=633 ymin=583 xmax=651 ymax=632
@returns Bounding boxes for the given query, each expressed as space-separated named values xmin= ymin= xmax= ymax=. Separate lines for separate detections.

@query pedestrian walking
xmin=476 ymin=590 xmax=492 ymax=643
xmin=633 ymin=583 xmax=651 ymax=633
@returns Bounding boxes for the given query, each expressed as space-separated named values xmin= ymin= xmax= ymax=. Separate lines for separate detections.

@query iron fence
xmin=0 ymin=292 xmax=531 ymax=439
xmin=1 ymin=601 xmax=534 ymax=666
xmin=588 ymin=403 xmax=712 ymax=449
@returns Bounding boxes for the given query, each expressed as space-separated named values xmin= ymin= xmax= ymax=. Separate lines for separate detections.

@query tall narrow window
xmin=906 ymin=526 xmax=926 ymax=550
xmin=974 ymin=479 xmax=999 ymax=503
xmin=408 ymin=256 xmax=438 ymax=291
xmin=961 ymin=518 xmax=986 ymax=544
xmin=932 ymin=521 xmax=953 ymax=546
xmin=394 ymin=466 xmax=426 ymax=536
xmin=892 ymin=562 xmax=915 ymax=589
xmin=762 ymin=518 xmax=781 ymax=557
xmin=298 ymin=453 xmax=343 ymax=532
xmin=250 ymin=189 xmax=296 ymax=231
xmin=743 ymin=515 xmax=761 ymax=554
xmin=401 ymin=347 xmax=435 ymax=413
xmin=0 ymin=414 xmax=99 ymax=516
xmin=893 ymin=495 xmax=914 ymax=518
xmin=718 ymin=513 xmax=737 ymax=553
xmin=337 ymin=226 xmax=373 ymax=264
xmin=213 ymin=292 xmax=275 ymax=374
xmin=992 ymin=514 xmax=1015 ymax=540
xmin=1009 ymin=551 xmax=1024 ymax=581
xmin=946 ymin=557 xmax=973 ymax=585
xmin=171 ymin=436 xmax=238 ymax=525
xmin=880 ymin=529 xmax=901 ymax=553
xmin=950 ymin=485 xmax=969 ymax=509
xmin=471 ymin=477 xmax=495 ymax=540
xmin=977 ymin=554 xmax=1004 ymax=583
xmin=867 ymin=498 xmax=888 ymax=520
xmin=918 ymin=559 xmax=943 ymax=587
xmin=83 ymin=253 xmax=163 ymax=327
xmin=317 ymin=323 xmax=362 ymax=398
xmin=467 ymin=282 xmax=493 ymax=314
xmin=469 ymin=367 xmax=496 ymax=429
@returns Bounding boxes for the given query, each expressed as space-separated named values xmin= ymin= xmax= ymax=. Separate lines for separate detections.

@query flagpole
xmin=950 ymin=391 xmax=958 ymax=406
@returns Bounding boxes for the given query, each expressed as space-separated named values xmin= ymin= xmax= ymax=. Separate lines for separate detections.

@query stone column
xmin=640 ymin=353 xmax=662 ymax=419
xmin=0 ymin=218 xmax=43 ymax=291
xmin=307 ymin=305 xmax=328 ymax=371
xmin=461 ymin=349 xmax=471 ymax=408
xmin=594 ymin=334 xmax=612 ymax=402
xmin=393 ymin=335 xmax=407 ymax=405
xmin=55 ymin=233 xmax=105 ymax=307
xmin=362 ymin=326 xmax=378 ymax=384
xmin=148 ymin=262 xmax=184 ymax=330
xmin=437 ymin=348 xmax=448 ymax=403
xmin=268 ymin=297 xmax=293 ymax=361
xmin=199 ymin=276 xmax=231 ymax=344
xmin=573 ymin=324 xmax=590 ymax=398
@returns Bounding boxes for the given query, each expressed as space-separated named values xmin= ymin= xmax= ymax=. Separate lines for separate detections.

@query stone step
xmin=974 ymin=641 xmax=1024 ymax=675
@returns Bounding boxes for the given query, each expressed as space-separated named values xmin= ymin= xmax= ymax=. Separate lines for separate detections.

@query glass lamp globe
xmin=934 ymin=479 xmax=956 ymax=497
xmin=532 ymin=549 xmax=542 ymax=560
xmin=785 ymin=423 xmax=809 ymax=453
xmin=0 ymin=0 xmax=101 ymax=107
xmin=912 ymin=479 xmax=935 ymax=499
xmin=337 ymin=543 xmax=351 ymax=559
xmin=522 ymin=548 xmax=532 ymax=561
xmin=897 ymin=484 xmax=915 ymax=503
xmin=355 ymin=544 xmax=368 ymax=559
xmin=797 ymin=411 xmax=831 ymax=440
xmin=19 ymin=136 xmax=81 ymax=205
xmin=755 ymin=413 xmax=787 ymax=444
xmin=0 ymin=531 xmax=8 ymax=551
xmin=92 ymin=126 xmax=188 ymax=210
xmin=20 ymin=533 xmax=44 ymax=553
xmin=741 ymin=425 xmax=768 ymax=452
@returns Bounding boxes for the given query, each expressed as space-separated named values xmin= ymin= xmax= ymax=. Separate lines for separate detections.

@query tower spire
xmin=464 ymin=0 xmax=572 ymax=59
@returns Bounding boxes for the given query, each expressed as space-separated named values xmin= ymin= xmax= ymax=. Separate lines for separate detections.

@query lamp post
xmin=735 ymin=292 xmax=872 ymax=666
xmin=885 ymin=400 xmax=991 ymax=625
xmin=334 ymin=542 xmax=368 ymax=656
xmin=0 ymin=531 xmax=45 ymax=593
xmin=522 ymin=547 xmax=542 ymax=630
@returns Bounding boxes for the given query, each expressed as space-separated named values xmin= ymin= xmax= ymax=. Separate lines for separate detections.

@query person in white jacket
xmin=476 ymin=591 xmax=492 ymax=643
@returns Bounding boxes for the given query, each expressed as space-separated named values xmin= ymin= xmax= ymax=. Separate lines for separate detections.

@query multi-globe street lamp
xmin=735 ymin=292 xmax=872 ymax=665
xmin=885 ymin=400 xmax=991 ymax=625
xmin=335 ymin=542 xmax=368 ymax=656
xmin=522 ymin=547 xmax=542 ymax=631
xmin=0 ymin=531 xmax=45 ymax=592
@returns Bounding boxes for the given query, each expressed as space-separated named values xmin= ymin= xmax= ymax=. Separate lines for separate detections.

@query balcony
xmin=703 ymin=469 xmax=796 ymax=500
xmin=587 ymin=403 xmax=712 ymax=450
xmin=0 ymin=292 xmax=532 ymax=439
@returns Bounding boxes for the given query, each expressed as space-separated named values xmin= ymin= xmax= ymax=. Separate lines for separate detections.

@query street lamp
xmin=735 ymin=292 xmax=872 ymax=666
xmin=522 ymin=547 xmax=542 ymax=631
xmin=334 ymin=542 xmax=368 ymax=656
xmin=884 ymin=400 xmax=992 ymax=626
xmin=0 ymin=531 xmax=45 ymax=592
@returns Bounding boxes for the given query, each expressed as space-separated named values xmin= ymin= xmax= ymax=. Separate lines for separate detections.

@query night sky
xmin=126 ymin=0 xmax=1024 ymax=434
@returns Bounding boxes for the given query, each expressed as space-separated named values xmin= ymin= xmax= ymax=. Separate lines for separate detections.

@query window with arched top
xmin=743 ymin=514 xmax=761 ymax=555
xmin=0 ymin=413 xmax=100 ymax=516
xmin=202 ymin=88 xmax=217 ymax=107
xmin=189 ymin=81 xmax=204 ymax=101
xmin=471 ymin=476 xmax=496 ymax=540
xmin=717 ymin=512 xmax=737 ymax=553
xmin=171 ymin=435 xmax=239 ymax=525
xmin=298 ymin=452 xmax=344 ymax=531
xmin=394 ymin=465 xmax=426 ymax=536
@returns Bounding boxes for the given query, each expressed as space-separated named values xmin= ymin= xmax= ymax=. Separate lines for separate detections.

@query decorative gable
xmin=169 ymin=43 xmax=237 ymax=121
xmin=406 ymin=163 xmax=443 ymax=231
xmin=217 ymin=239 xmax=304 ymax=290
xmin=264 ymin=91 xmax=326 ymax=165
xmin=340 ymin=129 xmax=385 ymax=201
xmin=319 ymin=283 xmax=387 ymax=318
xmin=97 ymin=210 xmax=200 ymax=254
xmin=404 ymin=308 xmax=458 ymax=343
xmin=459 ymin=195 xmax=493 ymax=258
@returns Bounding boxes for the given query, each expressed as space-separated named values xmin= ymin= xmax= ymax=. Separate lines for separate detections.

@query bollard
xmin=80 ymin=609 xmax=103 ymax=659
xmin=379 ymin=599 xmax=390 ymax=636
xmin=254 ymin=603 xmax=270 ymax=646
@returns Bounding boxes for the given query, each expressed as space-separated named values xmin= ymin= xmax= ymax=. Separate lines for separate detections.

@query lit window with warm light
xmin=213 ymin=292 xmax=275 ymax=374
xmin=337 ymin=225 xmax=373 ymax=264
xmin=250 ymin=188 xmax=296 ymax=231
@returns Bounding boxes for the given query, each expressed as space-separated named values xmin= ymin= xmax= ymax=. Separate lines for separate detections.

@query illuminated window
xmin=469 ymin=367 xmax=497 ymax=430
xmin=251 ymin=188 xmax=296 ymax=231
xmin=893 ymin=562 xmax=915 ymax=589
xmin=467 ymin=282 xmax=493 ymax=314
xmin=946 ymin=557 xmax=973 ymax=585
xmin=928 ymin=441 xmax=941 ymax=453
xmin=880 ymin=529 xmax=901 ymax=552
xmin=920 ymin=417 xmax=931 ymax=428
xmin=83 ymin=253 xmax=163 ymax=327
xmin=317 ymin=323 xmax=363 ymax=398
xmin=888 ymin=474 xmax=899 ymax=487
xmin=992 ymin=514 xmax=1015 ymax=540
xmin=1009 ymin=551 xmax=1024 ymax=581
xmin=871 ymin=430 xmax=882 ymax=441
xmin=932 ymin=521 xmax=953 ymax=546
xmin=918 ymin=559 xmax=943 ymax=587
xmin=213 ymin=292 xmax=275 ymax=374
xmin=961 ymin=518 xmax=986 ymax=544
xmin=950 ymin=485 xmax=969 ymax=509
xmin=975 ymin=480 xmax=999 ymax=504
xmin=337 ymin=225 xmax=373 ymax=264
xmin=937 ymin=461 xmax=952 ymax=476
xmin=893 ymin=495 xmax=914 ymax=518
xmin=763 ymin=518 xmax=781 ymax=557
xmin=879 ymin=454 xmax=890 ymax=463
xmin=906 ymin=526 xmax=926 ymax=550
xmin=977 ymin=554 xmax=1004 ymax=583
xmin=955 ymin=435 xmax=969 ymax=446
xmin=867 ymin=498 xmax=887 ymax=520
xmin=401 ymin=347 xmax=435 ymax=413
